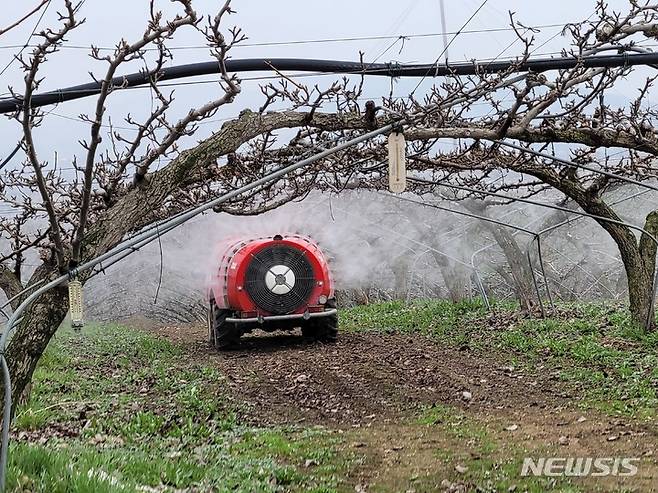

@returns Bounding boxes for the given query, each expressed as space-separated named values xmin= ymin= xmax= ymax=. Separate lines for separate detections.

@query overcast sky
xmin=0 ymin=0 xmax=654 ymax=171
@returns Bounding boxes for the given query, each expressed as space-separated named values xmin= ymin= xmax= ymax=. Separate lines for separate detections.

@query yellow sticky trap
xmin=388 ymin=132 xmax=406 ymax=193
xmin=68 ymin=280 xmax=84 ymax=329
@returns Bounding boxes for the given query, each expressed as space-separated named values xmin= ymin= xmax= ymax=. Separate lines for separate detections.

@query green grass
xmin=343 ymin=300 xmax=658 ymax=419
xmin=10 ymin=324 xmax=353 ymax=493
xmin=417 ymin=404 xmax=497 ymax=455
xmin=412 ymin=403 xmax=646 ymax=492
xmin=12 ymin=302 xmax=657 ymax=491
xmin=341 ymin=298 xmax=489 ymax=348
xmin=413 ymin=404 xmax=586 ymax=493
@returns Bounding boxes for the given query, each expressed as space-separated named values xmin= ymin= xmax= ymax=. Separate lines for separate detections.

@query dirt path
xmin=143 ymin=324 xmax=658 ymax=491
xmin=149 ymin=324 xmax=565 ymax=424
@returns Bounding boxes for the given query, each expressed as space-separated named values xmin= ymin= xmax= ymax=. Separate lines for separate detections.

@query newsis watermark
xmin=521 ymin=457 xmax=640 ymax=477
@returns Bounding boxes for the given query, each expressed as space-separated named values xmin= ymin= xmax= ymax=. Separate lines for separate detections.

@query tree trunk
xmin=625 ymin=256 xmax=655 ymax=328
xmin=621 ymin=211 xmax=658 ymax=330
xmin=0 ymin=265 xmax=24 ymax=311
xmin=462 ymin=201 xmax=536 ymax=311
xmin=428 ymin=251 xmax=469 ymax=302
xmin=586 ymin=206 xmax=658 ymax=331
xmin=507 ymin=166 xmax=657 ymax=331
xmin=392 ymin=254 xmax=409 ymax=299
xmin=2 ymin=285 xmax=68 ymax=416
xmin=487 ymin=225 xmax=537 ymax=312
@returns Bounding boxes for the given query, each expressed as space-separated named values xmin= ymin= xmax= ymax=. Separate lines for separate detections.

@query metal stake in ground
xmin=409 ymin=176 xmax=658 ymax=331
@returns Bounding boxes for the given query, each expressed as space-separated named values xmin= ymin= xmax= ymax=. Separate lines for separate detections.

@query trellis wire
xmin=0 ymin=122 xmax=397 ymax=491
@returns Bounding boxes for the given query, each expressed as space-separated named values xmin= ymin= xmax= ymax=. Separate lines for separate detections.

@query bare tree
xmin=0 ymin=1 xmax=50 ymax=38
xmin=337 ymin=1 xmax=658 ymax=328
xmin=0 ymin=0 xmax=247 ymax=410
xmin=1 ymin=0 xmax=658 ymax=414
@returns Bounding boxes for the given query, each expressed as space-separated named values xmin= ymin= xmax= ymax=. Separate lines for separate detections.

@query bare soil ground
xmin=143 ymin=324 xmax=658 ymax=492
xmin=149 ymin=324 xmax=563 ymax=424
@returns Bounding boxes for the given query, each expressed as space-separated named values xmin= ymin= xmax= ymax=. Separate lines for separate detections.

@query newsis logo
xmin=521 ymin=457 xmax=639 ymax=477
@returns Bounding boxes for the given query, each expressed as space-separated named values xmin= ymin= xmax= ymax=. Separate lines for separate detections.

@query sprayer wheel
xmin=212 ymin=306 xmax=241 ymax=349
xmin=302 ymin=299 xmax=338 ymax=342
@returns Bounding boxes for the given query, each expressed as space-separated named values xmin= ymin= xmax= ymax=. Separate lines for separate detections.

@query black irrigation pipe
xmin=2 ymin=52 xmax=658 ymax=113
xmin=410 ymin=176 xmax=658 ymax=329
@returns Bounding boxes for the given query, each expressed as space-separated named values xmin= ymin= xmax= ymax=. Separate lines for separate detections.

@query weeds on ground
xmin=342 ymin=300 xmax=658 ymax=418
xmin=399 ymin=404 xmax=585 ymax=492
xmin=11 ymin=324 xmax=351 ymax=493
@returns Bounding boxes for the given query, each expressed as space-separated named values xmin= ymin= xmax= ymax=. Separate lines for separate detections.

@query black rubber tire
xmin=209 ymin=301 xmax=241 ymax=349
xmin=302 ymin=299 xmax=338 ymax=342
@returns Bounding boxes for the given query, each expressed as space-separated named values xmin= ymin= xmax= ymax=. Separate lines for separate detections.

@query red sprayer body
xmin=205 ymin=234 xmax=337 ymax=348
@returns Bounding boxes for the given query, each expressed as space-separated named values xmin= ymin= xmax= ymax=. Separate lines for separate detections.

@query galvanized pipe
xmin=0 ymin=122 xmax=396 ymax=491
xmin=383 ymin=192 xmax=547 ymax=310
xmin=410 ymin=176 xmax=658 ymax=330
xmin=525 ymin=188 xmax=654 ymax=305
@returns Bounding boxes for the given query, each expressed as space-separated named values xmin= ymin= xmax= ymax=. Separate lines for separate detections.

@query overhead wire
xmin=0 ymin=0 xmax=51 ymax=78
xmin=0 ymin=22 xmax=576 ymax=53
xmin=366 ymin=0 xmax=418 ymax=57
xmin=409 ymin=0 xmax=490 ymax=97
xmin=529 ymin=9 xmax=598 ymax=56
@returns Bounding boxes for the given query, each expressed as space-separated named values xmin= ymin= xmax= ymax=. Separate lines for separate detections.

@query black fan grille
xmin=244 ymin=244 xmax=315 ymax=314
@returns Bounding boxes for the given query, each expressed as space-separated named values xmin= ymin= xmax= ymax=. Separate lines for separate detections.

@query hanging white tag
xmin=388 ymin=132 xmax=406 ymax=193
xmin=68 ymin=280 xmax=84 ymax=329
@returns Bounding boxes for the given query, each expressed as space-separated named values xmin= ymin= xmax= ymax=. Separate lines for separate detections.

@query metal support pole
xmin=469 ymin=243 xmax=497 ymax=308
xmin=384 ymin=193 xmax=548 ymax=310
xmin=472 ymin=269 xmax=490 ymax=309
xmin=410 ymin=176 xmax=658 ymax=330
xmin=406 ymin=249 xmax=431 ymax=303
xmin=526 ymin=245 xmax=546 ymax=317
xmin=467 ymin=205 xmax=553 ymax=311
xmin=523 ymin=189 xmax=653 ymax=305
xmin=0 ymin=122 xmax=396 ymax=491
xmin=534 ymin=237 xmax=554 ymax=310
